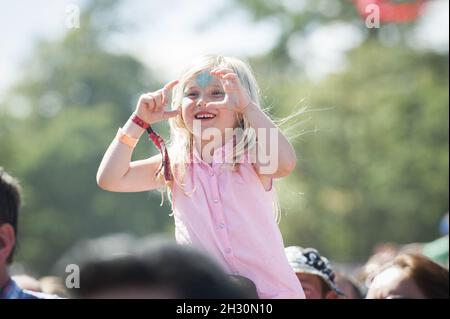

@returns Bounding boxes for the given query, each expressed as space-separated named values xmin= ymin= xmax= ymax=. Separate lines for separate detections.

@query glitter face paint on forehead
xmin=196 ymin=71 xmax=214 ymax=88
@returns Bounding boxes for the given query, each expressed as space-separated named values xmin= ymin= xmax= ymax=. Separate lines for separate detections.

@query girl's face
xmin=181 ymin=70 xmax=238 ymax=140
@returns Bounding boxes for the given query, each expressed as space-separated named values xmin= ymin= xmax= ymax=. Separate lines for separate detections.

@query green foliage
xmin=1 ymin=104 xmax=175 ymax=274
xmin=0 ymin=2 xmax=172 ymax=275
xmin=270 ymin=42 xmax=449 ymax=262
xmin=232 ymin=0 xmax=360 ymax=69
xmin=229 ymin=0 xmax=448 ymax=263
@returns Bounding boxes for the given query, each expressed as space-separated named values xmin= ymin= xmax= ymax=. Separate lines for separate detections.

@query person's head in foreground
xmin=285 ymin=246 xmax=343 ymax=299
xmin=0 ymin=167 xmax=21 ymax=297
xmin=366 ymin=253 xmax=449 ymax=299
xmin=0 ymin=167 xmax=20 ymax=271
xmin=71 ymin=235 xmax=251 ymax=299
xmin=1 ymin=167 xmax=60 ymax=299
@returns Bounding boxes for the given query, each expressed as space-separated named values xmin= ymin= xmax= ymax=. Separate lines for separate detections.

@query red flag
xmin=353 ymin=0 xmax=427 ymax=23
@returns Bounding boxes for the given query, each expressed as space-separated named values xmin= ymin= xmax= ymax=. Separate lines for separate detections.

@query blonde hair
xmin=157 ymin=55 xmax=281 ymax=221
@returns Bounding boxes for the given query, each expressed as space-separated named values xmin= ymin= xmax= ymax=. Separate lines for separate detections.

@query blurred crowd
xmin=1 ymin=167 xmax=448 ymax=299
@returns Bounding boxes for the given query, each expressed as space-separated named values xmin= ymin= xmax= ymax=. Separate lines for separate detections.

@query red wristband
xmin=131 ymin=113 xmax=150 ymax=129
xmin=131 ymin=113 xmax=172 ymax=181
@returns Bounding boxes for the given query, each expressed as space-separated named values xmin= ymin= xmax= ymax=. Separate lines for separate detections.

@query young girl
xmin=96 ymin=55 xmax=305 ymax=299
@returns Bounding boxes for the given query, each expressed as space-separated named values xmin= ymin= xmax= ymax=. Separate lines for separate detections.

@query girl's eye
xmin=212 ymin=91 xmax=224 ymax=96
xmin=185 ymin=92 xmax=198 ymax=98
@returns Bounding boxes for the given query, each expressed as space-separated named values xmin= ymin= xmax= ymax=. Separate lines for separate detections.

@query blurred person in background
xmin=334 ymin=273 xmax=364 ymax=299
xmin=0 ymin=167 xmax=59 ymax=299
xmin=421 ymin=212 xmax=449 ymax=268
xmin=285 ymin=246 xmax=344 ymax=299
xmin=228 ymin=275 xmax=259 ymax=299
xmin=358 ymin=242 xmax=400 ymax=290
xmin=68 ymin=235 xmax=252 ymax=299
xmin=366 ymin=253 xmax=449 ymax=299
xmin=39 ymin=276 xmax=69 ymax=298
xmin=11 ymin=274 xmax=41 ymax=292
xmin=394 ymin=212 xmax=449 ymax=269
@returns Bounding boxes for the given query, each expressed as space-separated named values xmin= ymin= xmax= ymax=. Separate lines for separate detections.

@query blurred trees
xmin=275 ymin=42 xmax=448 ymax=262
xmin=0 ymin=1 xmax=173 ymax=275
xmin=231 ymin=0 xmax=449 ymax=262
xmin=230 ymin=0 xmax=360 ymax=69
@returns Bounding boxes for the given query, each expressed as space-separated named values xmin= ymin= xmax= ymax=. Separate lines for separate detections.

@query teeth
xmin=195 ymin=113 xmax=215 ymax=119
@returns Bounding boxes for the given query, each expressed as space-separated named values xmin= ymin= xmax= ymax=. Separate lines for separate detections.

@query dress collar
xmin=192 ymin=136 xmax=236 ymax=165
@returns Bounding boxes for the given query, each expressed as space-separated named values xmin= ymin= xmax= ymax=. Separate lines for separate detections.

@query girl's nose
xmin=197 ymin=99 xmax=207 ymax=108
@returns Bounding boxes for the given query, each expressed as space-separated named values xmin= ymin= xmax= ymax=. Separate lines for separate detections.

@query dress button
xmin=210 ymin=171 xmax=215 ymax=176
xmin=213 ymin=198 xmax=219 ymax=203
xmin=225 ymin=248 xmax=232 ymax=254
xmin=218 ymin=223 xmax=225 ymax=229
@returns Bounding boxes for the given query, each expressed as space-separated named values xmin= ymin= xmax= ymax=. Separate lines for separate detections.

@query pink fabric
xmin=170 ymin=141 xmax=305 ymax=299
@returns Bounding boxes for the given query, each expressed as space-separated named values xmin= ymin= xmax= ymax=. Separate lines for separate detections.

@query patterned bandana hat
xmin=285 ymin=246 xmax=344 ymax=296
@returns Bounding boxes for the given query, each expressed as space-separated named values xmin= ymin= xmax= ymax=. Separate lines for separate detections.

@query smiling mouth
xmin=194 ymin=112 xmax=217 ymax=120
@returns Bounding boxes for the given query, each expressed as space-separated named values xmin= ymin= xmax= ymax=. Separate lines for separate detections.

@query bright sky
xmin=0 ymin=0 xmax=448 ymax=99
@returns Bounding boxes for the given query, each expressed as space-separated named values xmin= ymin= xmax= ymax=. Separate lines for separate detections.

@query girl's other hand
xmin=207 ymin=68 xmax=251 ymax=113
xmin=135 ymin=80 xmax=180 ymax=124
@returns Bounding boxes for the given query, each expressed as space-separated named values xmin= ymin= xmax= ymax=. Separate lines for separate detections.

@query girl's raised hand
xmin=135 ymin=80 xmax=180 ymax=124
xmin=206 ymin=68 xmax=252 ymax=112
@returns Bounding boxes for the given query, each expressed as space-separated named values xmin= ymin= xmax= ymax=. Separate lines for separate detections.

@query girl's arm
xmin=242 ymin=101 xmax=296 ymax=179
xmin=96 ymin=119 xmax=164 ymax=192
xmin=96 ymin=80 xmax=180 ymax=192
